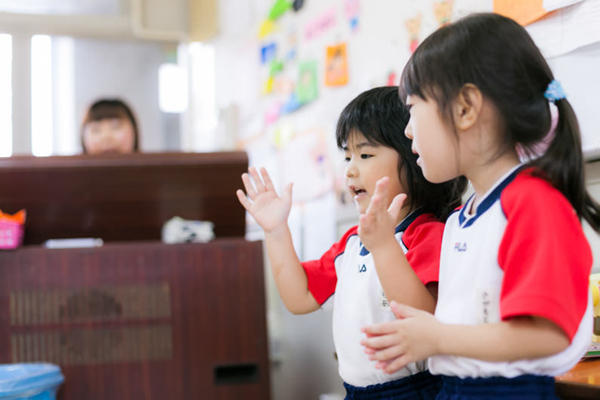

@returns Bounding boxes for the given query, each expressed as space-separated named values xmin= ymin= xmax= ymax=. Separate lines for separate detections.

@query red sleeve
xmin=301 ymin=226 xmax=358 ymax=305
xmin=498 ymin=173 xmax=592 ymax=341
xmin=403 ymin=214 xmax=444 ymax=286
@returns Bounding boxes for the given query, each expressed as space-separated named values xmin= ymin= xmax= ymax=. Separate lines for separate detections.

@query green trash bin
xmin=0 ymin=363 xmax=64 ymax=400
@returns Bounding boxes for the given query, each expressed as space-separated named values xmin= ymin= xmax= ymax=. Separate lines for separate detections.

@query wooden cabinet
xmin=0 ymin=239 xmax=270 ymax=399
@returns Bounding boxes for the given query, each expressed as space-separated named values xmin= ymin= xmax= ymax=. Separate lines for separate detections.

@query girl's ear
xmin=452 ymin=83 xmax=483 ymax=132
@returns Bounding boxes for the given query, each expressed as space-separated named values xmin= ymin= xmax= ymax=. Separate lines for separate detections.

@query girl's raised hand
xmin=236 ymin=167 xmax=293 ymax=233
xmin=359 ymin=177 xmax=406 ymax=252
xmin=361 ymin=301 xmax=441 ymax=374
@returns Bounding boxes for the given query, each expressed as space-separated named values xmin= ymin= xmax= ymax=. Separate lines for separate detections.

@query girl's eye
xmin=344 ymin=156 xmax=351 ymax=162
xmin=360 ymin=154 xmax=373 ymax=159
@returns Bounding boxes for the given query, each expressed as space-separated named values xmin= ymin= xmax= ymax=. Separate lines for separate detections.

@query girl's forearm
xmin=264 ymin=225 xmax=319 ymax=314
xmin=371 ymin=238 xmax=435 ymax=313
xmin=437 ymin=317 xmax=570 ymax=361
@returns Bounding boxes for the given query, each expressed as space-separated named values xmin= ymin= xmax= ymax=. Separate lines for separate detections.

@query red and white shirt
xmin=302 ymin=211 xmax=443 ymax=387
xmin=430 ymin=166 xmax=593 ymax=378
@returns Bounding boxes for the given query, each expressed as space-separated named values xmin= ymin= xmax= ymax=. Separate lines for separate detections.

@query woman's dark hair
xmin=81 ymin=98 xmax=140 ymax=153
xmin=336 ymin=86 xmax=467 ymax=221
xmin=400 ymin=12 xmax=600 ymax=231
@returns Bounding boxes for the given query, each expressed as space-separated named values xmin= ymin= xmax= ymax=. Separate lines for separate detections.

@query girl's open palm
xmin=359 ymin=177 xmax=406 ymax=252
xmin=236 ymin=167 xmax=293 ymax=233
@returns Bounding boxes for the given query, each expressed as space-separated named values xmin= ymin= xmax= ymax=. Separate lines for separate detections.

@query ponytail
xmin=530 ymin=99 xmax=600 ymax=231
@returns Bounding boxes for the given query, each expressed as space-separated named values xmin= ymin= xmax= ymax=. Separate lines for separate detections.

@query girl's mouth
xmin=351 ymin=187 xmax=367 ymax=201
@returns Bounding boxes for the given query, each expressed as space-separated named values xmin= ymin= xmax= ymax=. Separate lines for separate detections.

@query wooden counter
xmin=556 ymin=358 xmax=600 ymax=399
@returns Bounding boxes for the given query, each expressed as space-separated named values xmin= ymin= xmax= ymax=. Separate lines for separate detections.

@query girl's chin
xmin=353 ymin=195 xmax=370 ymax=214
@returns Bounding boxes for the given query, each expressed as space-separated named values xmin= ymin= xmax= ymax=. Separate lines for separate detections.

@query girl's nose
xmin=345 ymin=161 xmax=358 ymax=178
xmin=405 ymin=123 xmax=413 ymax=139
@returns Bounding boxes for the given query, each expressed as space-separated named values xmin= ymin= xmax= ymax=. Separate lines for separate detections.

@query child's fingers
xmin=236 ymin=189 xmax=252 ymax=210
xmin=364 ymin=192 xmax=386 ymax=219
xmin=241 ymin=173 xmax=257 ymax=199
xmin=387 ymin=193 xmax=407 ymax=220
xmin=361 ymin=323 xmax=397 ymax=337
xmin=383 ymin=355 xmax=412 ymax=374
xmin=365 ymin=177 xmax=390 ymax=217
xmin=368 ymin=344 xmax=405 ymax=363
xmin=373 ymin=177 xmax=390 ymax=199
xmin=361 ymin=333 xmax=398 ymax=350
xmin=359 ymin=212 xmax=374 ymax=233
xmin=282 ymin=183 xmax=294 ymax=205
xmin=260 ymin=167 xmax=275 ymax=191
xmin=249 ymin=167 xmax=265 ymax=192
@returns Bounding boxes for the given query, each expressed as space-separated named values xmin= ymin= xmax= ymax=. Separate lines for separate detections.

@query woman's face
xmin=83 ymin=117 xmax=136 ymax=155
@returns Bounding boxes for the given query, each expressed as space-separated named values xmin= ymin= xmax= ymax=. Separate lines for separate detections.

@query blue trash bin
xmin=0 ymin=363 xmax=64 ymax=400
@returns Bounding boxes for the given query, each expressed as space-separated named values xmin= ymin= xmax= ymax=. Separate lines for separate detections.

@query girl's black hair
xmin=400 ymin=12 xmax=600 ymax=231
xmin=336 ymin=86 xmax=467 ymax=222
xmin=81 ymin=98 xmax=140 ymax=153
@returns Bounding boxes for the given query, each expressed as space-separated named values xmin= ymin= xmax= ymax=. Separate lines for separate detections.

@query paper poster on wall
xmin=261 ymin=42 xmax=277 ymax=65
xmin=434 ymin=0 xmax=454 ymax=27
xmin=262 ymin=76 xmax=274 ymax=95
xmin=273 ymin=75 xmax=295 ymax=96
xmin=292 ymin=0 xmax=304 ymax=12
xmin=547 ymin=41 xmax=600 ymax=158
xmin=493 ymin=0 xmax=582 ymax=26
xmin=387 ymin=71 xmax=398 ymax=87
xmin=279 ymin=129 xmax=335 ymax=203
xmin=543 ymin=0 xmax=583 ymax=11
xmin=305 ymin=6 xmax=337 ymax=41
xmin=284 ymin=29 xmax=298 ymax=61
xmin=264 ymin=101 xmax=282 ymax=125
xmin=258 ymin=19 xmax=276 ymax=39
xmin=494 ymin=0 xmax=547 ymax=25
xmin=268 ymin=0 xmax=292 ymax=21
xmin=345 ymin=0 xmax=360 ymax=32
xmin=296 ymin=61 xmax=319 ymax=104
xmin=405 ymin=13 xmax=422 ymax=53
xmin=526 ymin=0 xmax=600 ymax=57
xmin=269 ymin=59 xmax=285 ymax=77
xmin=325 ymin=43 xmax=349 ymax=87
xmin=282 ymin=92 xmax=302 ymax=114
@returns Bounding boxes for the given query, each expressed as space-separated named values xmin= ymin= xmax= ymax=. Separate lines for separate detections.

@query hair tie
xmin=516 ymin=101 xmax=558 ymax=162
xmin=544 ymin=80 xmax=566 ymax=102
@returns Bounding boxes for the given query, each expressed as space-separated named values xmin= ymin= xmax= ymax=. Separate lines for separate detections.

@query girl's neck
xmin=467 ymin=150 xmax=520 ymax=205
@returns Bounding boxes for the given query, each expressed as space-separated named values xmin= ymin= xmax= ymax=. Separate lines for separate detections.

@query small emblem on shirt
xmin=454 ymin=242 xmax=467 ymax=252
xmin=482 ymin=291 xmax=491 ymax=323
xmin=358 ymin=264 xmax=367 ymax=273
xmin=476 ymin=287 xmax=500 ymax=323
